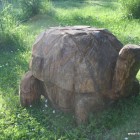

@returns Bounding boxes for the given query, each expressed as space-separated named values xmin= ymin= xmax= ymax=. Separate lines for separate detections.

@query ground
xmin=0 ymin=0 xmax=140 ymax=139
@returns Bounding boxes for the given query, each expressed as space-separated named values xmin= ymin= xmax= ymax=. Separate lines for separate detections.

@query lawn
xmin=0 ymin=0 xmax=140 ymax=140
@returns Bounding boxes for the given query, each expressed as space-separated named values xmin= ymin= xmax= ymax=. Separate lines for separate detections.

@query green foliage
xmin=0 ymin=4 xmax=16 ymax=33
xmin=0 ymin=0 xmax=52 ymax=33
xmin=119 ymin=0 xmax=140 ymax=19
xmin=0 ymin=0 xmax=140 ymax=139
xmin=51 ymin=0 xmax=86 ymax=1
xmin=19 ymin=0 xmax=43 ymax=19
xmin=137 ymin=71 xmax=140 ymax=81
xmin=0 ymin=4 xmax=22 ymax=51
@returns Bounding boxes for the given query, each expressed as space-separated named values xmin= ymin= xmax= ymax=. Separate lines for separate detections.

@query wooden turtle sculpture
xmin=20 ymin=26 xmax=140 ymax=124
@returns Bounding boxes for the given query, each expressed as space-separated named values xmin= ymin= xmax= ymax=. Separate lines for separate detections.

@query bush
xmin=0 ymin=4 xmax=25 ymax=51
xmin=19 ymin=0 xmax=43 ymax=19
xmin=0 ymin=0 xmax=51 ymax=51
xmin=119 ymin=0 xmax=140 ymax=19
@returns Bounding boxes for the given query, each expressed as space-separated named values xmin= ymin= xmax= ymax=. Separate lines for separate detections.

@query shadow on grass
xmin=52 ymin=0 xmax=87 ymax=9
xmin=26 ymin=101 xmax=76 ymax=137
xmin=91 ymin=1 xmax=118 ymax=10
xmin=25 ymin=12 xmax=104 ymax=36
xmin=52 ymin=0 xmax=118 ymax=10
xmin=25 ymin=14 xmax=59 ymax=35
xmin=25 ymin=95 xmax=140 ymax=139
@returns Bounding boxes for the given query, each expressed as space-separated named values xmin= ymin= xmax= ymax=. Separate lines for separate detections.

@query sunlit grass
xmin=0 ymin=0 xmax=140 ymax=139
xmin=137 ymin=71 xmax=140 ymax=81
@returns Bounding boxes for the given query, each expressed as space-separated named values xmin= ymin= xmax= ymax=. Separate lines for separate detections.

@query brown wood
xmin=20 ymin=26 xmax=140 ymax=124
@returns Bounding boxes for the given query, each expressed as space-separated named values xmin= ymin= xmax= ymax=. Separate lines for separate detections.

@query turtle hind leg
xmin=20 ymin=71 xmax=43 ymax=107
xmin=75 ymin=99 xmax=89 ymax=125
xmin=75 ymin=94 xmax=104 ymax=125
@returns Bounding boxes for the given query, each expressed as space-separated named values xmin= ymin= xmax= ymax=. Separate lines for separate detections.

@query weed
xmin=0 ymin=3 xmax=26 ymax=51
xmin=19 ymin=0 xmax=42 ymax=19
xmin=0 ymin=0 xmax=140 ymax=139
xmin=119 ymin=0 xmax=140 ymax=19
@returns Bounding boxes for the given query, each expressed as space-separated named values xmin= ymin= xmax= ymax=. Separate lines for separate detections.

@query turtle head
xmin=112 ymin=44 xmax=140 ymax=98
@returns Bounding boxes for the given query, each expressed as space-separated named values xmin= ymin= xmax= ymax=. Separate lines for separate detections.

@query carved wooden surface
xmin=20 ymin=26 xmax=140 ymax=124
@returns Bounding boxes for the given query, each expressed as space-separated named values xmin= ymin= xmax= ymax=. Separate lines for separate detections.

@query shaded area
xmin=52 ymin=0 xmax=87 ymax=9
xmin=52 ymin=0 xmax=118 ymax=10
xmin=25 ymin=13 xmax=104 ymax=35
xmin=0 ymin=0 xmax=140 ymax=139
xmin=24 ymin=95 xmax=140 ymax=139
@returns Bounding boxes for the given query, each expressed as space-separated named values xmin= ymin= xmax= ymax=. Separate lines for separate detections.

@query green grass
xmin=0 ymin=0 xmax=140 ymax=139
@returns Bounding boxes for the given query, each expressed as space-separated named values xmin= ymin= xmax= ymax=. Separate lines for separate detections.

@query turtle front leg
xmin=112 ymin=44 xmax=140 ymax=98
xmin=20 ymin=71 xmax=43 ymax=107
xmin=75 ymin=94 xmax=104 ymax=125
